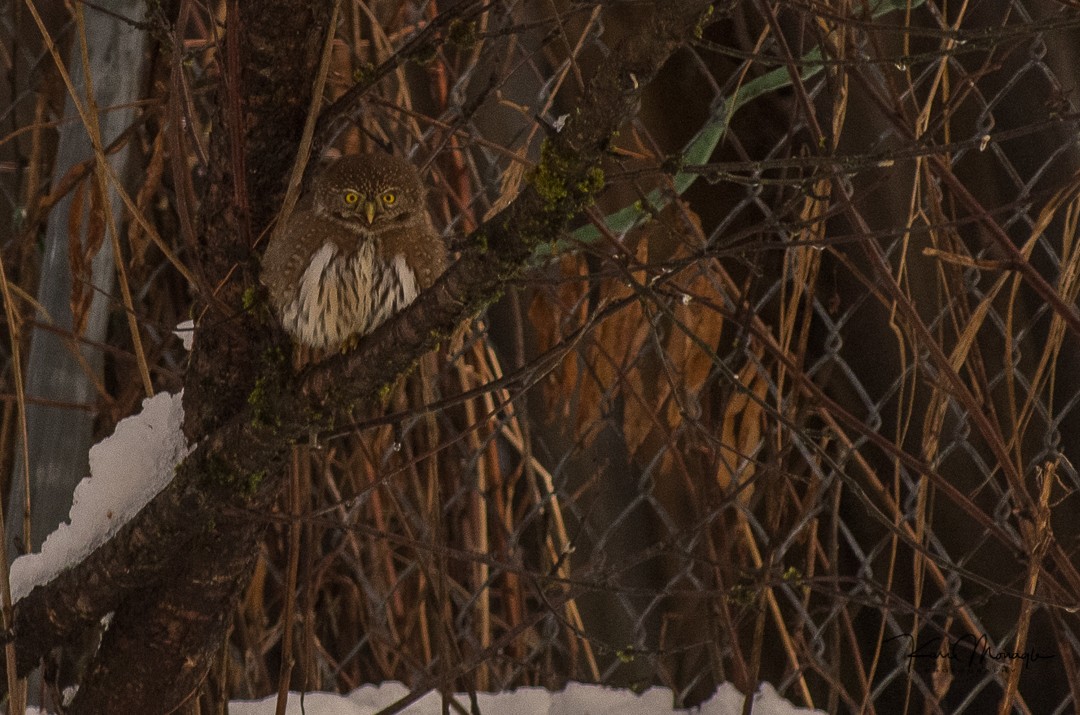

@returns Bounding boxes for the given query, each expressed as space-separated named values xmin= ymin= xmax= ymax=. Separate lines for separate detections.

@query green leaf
xmin=538 ymin=0 xmax=925 ymax=257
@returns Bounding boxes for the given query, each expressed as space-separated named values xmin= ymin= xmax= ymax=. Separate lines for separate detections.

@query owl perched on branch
xmin=261 ymin=153 xmax=448 ymax=351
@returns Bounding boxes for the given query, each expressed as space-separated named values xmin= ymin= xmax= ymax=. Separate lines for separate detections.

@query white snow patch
xmin=228 ymin=681 xmax=826 ymax=715
xmin=9 ymin=391 xmax=191 ymax=603
xmin=174 ymin=319 xmax=195 ymax=351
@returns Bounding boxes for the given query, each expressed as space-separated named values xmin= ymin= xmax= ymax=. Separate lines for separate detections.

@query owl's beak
xmin=363 ymin=200 xmax=377 ymax=225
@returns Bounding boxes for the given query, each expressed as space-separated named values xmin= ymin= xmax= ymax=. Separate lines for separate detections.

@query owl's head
xmin=313 ymin=153 xmax=425 ymax=230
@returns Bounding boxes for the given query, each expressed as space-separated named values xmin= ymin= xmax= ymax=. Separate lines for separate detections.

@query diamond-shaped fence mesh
xmin=4 ymin=0 xmax=1080 ymax=712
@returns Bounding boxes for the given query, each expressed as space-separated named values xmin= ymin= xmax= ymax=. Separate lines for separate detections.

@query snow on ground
xmin=9 ymin=391 xmax=190 ymax=603
xmin=229 ymin=681 xmax=826 ymax=715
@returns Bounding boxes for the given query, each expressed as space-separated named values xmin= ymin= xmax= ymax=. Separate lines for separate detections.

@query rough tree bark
xmin=3 ymin=1 xmax=713 ymax=711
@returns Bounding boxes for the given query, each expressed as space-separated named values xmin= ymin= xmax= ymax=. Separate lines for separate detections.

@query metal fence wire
xmin=5 ymin=1 xmax=1080 ymax=713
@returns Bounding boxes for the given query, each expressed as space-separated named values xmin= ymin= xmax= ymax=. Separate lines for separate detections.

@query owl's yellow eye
xmin=381 ymin=192 xmax=396 ymax=205
xmin=344 ymin=191 xmax=359 ymax=204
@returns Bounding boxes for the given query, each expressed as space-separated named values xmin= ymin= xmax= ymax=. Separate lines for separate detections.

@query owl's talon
xmin=340 ymin=334 xmax=360 ymax=353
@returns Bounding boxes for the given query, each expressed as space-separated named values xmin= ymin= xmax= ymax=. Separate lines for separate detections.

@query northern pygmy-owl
xmin=261 ymin=153 xmax=448 ymax=350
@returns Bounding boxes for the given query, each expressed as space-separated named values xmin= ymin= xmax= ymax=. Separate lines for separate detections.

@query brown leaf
xmin=576 ymin=239 xmax=648 ymax=437
xmin=715 ymin=344 xmax=768 ymax=501
xmin=580 ymin=297 xmax=647 ymax=437
xmin=128 ymin=128 xmax=167 ymax=271
xmin=529 ymin=255 xmax=590 ymax=423
xmin=621 ymin=203 xmax=724 ymax=465
xmin=68 ymin=175 xmax=107 ymax=338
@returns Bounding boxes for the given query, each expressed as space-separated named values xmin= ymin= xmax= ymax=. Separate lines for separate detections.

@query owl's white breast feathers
xmin=280 ymin=241 xmax=420 ymax=350
xmin=393 ymin=254 xmax=419 ymax=305
xmin=297 ymin=242 xmax=338 ymax=316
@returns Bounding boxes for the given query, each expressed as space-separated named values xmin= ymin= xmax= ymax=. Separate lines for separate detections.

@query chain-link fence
xmin=4 ymin=1 xmax=1080 ymax=712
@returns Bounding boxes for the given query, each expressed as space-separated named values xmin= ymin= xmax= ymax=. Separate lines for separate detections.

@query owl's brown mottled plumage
xmin=261 ymin=153 xmax=448 ymax=350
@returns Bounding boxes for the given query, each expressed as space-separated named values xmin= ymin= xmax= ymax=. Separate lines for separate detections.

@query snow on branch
xmin=9 ymin=392 xmax=190 ymax=603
